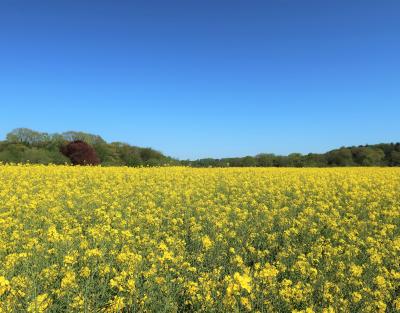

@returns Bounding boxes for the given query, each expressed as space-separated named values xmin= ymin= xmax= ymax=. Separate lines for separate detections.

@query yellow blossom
xmin=27 ymin=294 xmax=52 ymax=313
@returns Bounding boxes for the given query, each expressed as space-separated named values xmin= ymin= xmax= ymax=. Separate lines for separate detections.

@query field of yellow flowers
xmin=0 ymin=165 xmax=399 ymax=312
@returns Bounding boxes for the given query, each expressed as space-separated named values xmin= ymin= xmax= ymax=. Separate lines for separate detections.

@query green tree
xmin=353 ymin=147 xmax=385 ymax=166
xmin=287 ymin=153 xmax=304 ymax=167
xmin=61 ymin=131 xmax=106 ymax=145
xmin=255 ymin=153 xmax=275 ymax=167
xmin=117 ymin=144 xmax=143 ymax=166
xmin=240 ymin=156 xmax=257 ymax=167
xmin=21 ymin=148 xmax=53 ymax=164
xmin=327 ymin=148 xmax=354 ymax=166
xmin=6 ymin=128 xmax=50 ymax=145
xmin=390 ymin=151 xmax=400 ymax=166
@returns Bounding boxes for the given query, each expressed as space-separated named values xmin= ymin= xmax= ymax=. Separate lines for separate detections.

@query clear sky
xmin=0 ymin=0 xmax=399 ymax=159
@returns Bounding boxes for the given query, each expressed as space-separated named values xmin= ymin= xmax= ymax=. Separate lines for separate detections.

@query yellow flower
xmin=0 ymin=276 xmax=10 ymax=296
xmin=85 ymin=248 xmax=102 ymax=258
xmin=258 ymin=263 xmax=279 ymax=282
xmin=241 ymin=296 xmax=252 ymax=311
xmin=350 ymin=264 xmax=363 ymax=277
xmin=70 ymin=294 xmax=85 ymax=310
xmin=80 ymin=266 xmax=91 ymax=278
xmin=27 ymin=293 xmax=52 ymax=313
xmin=233 ymin=272 xmax=252 ymax=293
xmin=322 ymin=306 xmax=335 ymax=313
xmin=1 ymin=165 xmax=400 ymax=311
xmin=202 ymin=235 xmax=213 ymax=250
xmin=393 ymin=297 xmax=400 ymax=310
xmin=376 ymin=300 xmax=387 ymax=313
xmin=61 ymin=271 xmax=77 ymax=289
xmin=352 ymin=292 xmax=362 ymax=303
xmin=375 ymin=275 xmax=386 ymax=288
xmin=103 ymin=296 xmax=125 ymax=313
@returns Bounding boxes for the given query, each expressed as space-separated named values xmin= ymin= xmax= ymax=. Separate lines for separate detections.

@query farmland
xmin=0 ymin=165 xmax=399 ymax=312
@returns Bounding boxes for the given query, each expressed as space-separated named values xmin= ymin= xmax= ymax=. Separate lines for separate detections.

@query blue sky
xmin=1 ymin=0 xmax=399 ymax=159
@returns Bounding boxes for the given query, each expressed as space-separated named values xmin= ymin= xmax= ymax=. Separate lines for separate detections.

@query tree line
xmin=1 ymin=128 xmax=399 ymax=167
xmin=184 ymin=144 xmax=400 ymax=167
xmin=0 ymin=128 xmax=178 ymax=166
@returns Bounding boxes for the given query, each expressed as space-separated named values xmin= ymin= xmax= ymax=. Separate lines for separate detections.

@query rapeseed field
xmin=0 ymin=165 xmax=399 ymax=312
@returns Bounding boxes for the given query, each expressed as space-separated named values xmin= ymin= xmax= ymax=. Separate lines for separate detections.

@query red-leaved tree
xmin=60 ymin=140 xmax=100 ymax=165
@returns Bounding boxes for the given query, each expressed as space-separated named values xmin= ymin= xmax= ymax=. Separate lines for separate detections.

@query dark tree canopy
xmin=60 ymin=140 xmax=100 ymax=166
